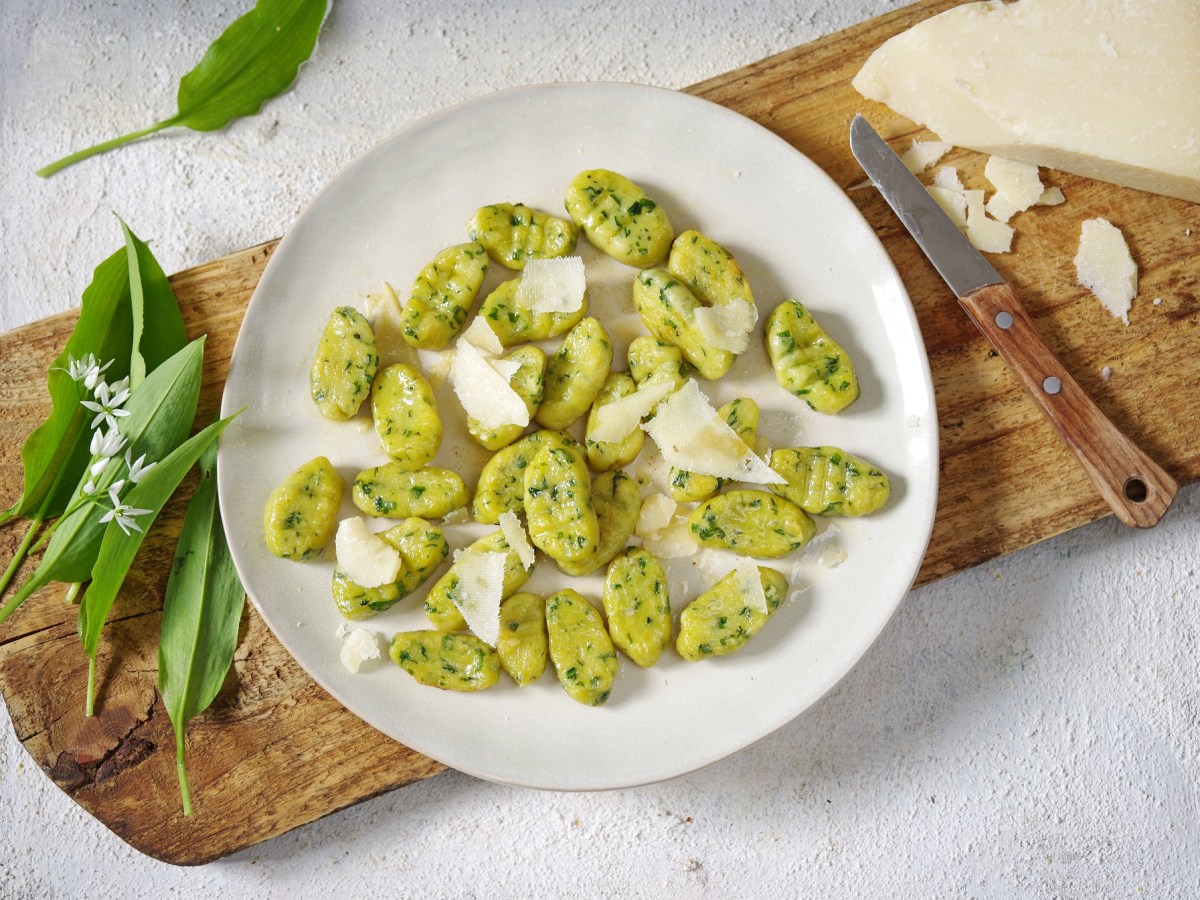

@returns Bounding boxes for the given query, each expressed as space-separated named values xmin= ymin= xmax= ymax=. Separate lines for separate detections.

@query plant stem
xmin=85 ymin=656 xmax=96 ymax=717
xmin=63 ymin=582 xmax=81 ymax=604
xmin=176 ymin=733 xmax=194 ymax=817
xmin=36 ymin=119 xmax=179 ymax=179
xmin=0 ymin=514 xmax=42 ymax=599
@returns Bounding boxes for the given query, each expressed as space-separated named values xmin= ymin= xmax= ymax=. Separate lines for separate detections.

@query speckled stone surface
xmin=2 ymin=1 xmax=1197 ymax=895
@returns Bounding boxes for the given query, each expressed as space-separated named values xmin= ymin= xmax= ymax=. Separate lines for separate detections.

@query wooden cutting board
xmin=2 ymin=0 xmax=1197 ymax=865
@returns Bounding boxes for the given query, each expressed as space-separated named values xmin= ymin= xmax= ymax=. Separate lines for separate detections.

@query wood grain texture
xmin=2 ymin=0 xmax=1198 ymax=864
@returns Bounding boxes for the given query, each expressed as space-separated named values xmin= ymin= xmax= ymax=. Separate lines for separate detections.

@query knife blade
xmin=849 ymin=114 xmax=1177 ymax=528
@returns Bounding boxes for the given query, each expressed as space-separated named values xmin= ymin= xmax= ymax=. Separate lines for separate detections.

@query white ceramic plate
xmin=219 ymin=83 xmax=938 ymax=790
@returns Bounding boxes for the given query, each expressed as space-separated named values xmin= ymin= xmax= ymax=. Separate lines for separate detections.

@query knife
xmin=849 ymin=114 xmax=1177 ymax=528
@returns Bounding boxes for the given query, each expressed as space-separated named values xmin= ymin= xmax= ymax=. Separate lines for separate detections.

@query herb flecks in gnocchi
xmin=602 ymin=547 xmax=671 ymax=668
xmin=769 ymin=447 xmax=891 ymax=517
xmin=668 ymin=230 xmax=756 ymax=310
xmin=309 ymin=306 xmax=379 ymax=420
xmin=479 ymin=276 xmax=589 ymax=347
xmin=765 ymin=299 xmax=859 ymax=414
xmin=545 ymin=589 xmax=618 ymax=706
xmin=390 ymin=630 xmax=501 ymax=691
xmin=557 ymin=470 xmax=643 ymax=578
xmin=632 ymin=268 xmax=734 ymax=380
xmin=472 ymin=429 xmax=578 ymax=524
xmin=467 ymin=202 xmax=579 ymax=270
xmin=564 ymin=169 xmax=673 ymax=267
xmin=676 ymin=566 xmax=789 ymax=661
xmin=524 ymin=444 xmax=600 ymax=567
xmin=400 ymin=242 xmax=489 ymax=350
xmin=627 ymin=336 xmax=690 ymax=393
xmin=263 ymin=456 xmax=344 ymax=561
xmin=333 ymin=518 xmax=450 ymax=619
xmin=496 ymin=592 xmax=548 ymax=686
xmin=688 ymin=489 xmax=815 ymax=558
xmin=351 ymin=464 xmax=468 ymax=519
xmin=535 ymin=316 xmax=614 ymax=431
xmin=371 ymin=363 xmax=442 ymax=469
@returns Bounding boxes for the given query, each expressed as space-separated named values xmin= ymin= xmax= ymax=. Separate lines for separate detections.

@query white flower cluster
xmin=59 ymin=354 xmax=157 ymax=535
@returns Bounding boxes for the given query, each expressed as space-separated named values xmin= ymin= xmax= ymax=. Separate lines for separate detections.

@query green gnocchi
xmin=371 ymin=363 xmax=442 ymax=469
xmin=769 ymin=447 xmax=891 ymax=516
xmin=263 ymin=456 xmax=344 ymax=561
xmin=467 ymin=202 xmax=579 ymax=270
xmin=545 ymin=589 xmax=618 ymax=706
xmin=688 ymin=489 xmax=816 ymax=558
xmin=765 ymin=299 xmax=859 ymax=414
xmin=535 ymin=316 xmax=614 ymax=431
xmin=309 ymin=306 xmax=379 ymax=420
xmin=390 ymin=630 xmax=501 ymax=692
xmin=676 ymin=565 xmax=789 ymax=661
xmin=400 ymin=242 xmax=489 ymax=350
xmin=563 ymin=169 xmax=673 ymax=267
xmin=632 ymin=268 xmax=734 ymax=380
xmin=332 ymin=518 xmax=449 ymax=619
xmin=351 ymin=464 xmax=468 ymax=519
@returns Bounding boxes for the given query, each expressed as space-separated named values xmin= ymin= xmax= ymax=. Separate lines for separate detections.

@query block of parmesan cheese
xmin=852 ymin=0 xmax=1200 ymax=204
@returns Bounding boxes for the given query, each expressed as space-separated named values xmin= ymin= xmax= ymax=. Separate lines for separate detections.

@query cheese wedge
xmin=853 ymin=0 xmax=1200 ymax=204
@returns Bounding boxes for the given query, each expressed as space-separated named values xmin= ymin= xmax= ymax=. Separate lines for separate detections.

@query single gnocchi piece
xmin=627 ymin=335 xmax=690 ymax=392
xmin=688 ymin=489 xmax=815 ymax=558
xmin=332 ymin=518 xmax=450 ymax=619
xmin=467 ymin=202 xmax=579 ymax=270
xmin=535 ymin=316 xmax=614 ymax=430
xmin=765 ymin=299 xmax=859 ymax=414
xmin=263 ymin=456 xmax=344 ymax=560
xmin=399 ymin=242 xmax=489 ymax=350
xmin=371 ymin=363 xmax=442 ymax=469
xmin=632 ymin=268 xmax=734 ymax=380
xmin=557 ymin=470 xmax=644 ymax=577
xmin=523 ymin=444 xmax=599 ymax=566
xmin=390 ymin=630 xmax=501 ymax=691
xmin=668 ymin=230 xmax=756 ymax=309
xmin=496 ymin=592 xmax=548 ymax=686
xmin=585 ymin=372 xmax=644 ymax=472
xmin=545 ymin=589 xmax=619 ymax=706
xmin=602 ymin=547 xmax=671 ymax=668
xmin=351 ymin=464 xmax=468 ymax=519
xmin=563 ymin=169 xmax=673 ymax=267
xmin=478 ymin=276 xmax=589 ymax=347
xmin=472 ymin=429 xmax=577 ymax=524
xmin=676 ymin=566 xmax=789 ymax=661
xmin=669 ymin=397 xmax=760 ymax=503
xmin=309 ymin=306 xmax=379 ymax=420
xmin=769 ymin=447 xmax=891 ymax=516
xmin=467 ymin=345 xmax=545 ymax=451
xmin=424 ymin=529 xmax=534 ymax=631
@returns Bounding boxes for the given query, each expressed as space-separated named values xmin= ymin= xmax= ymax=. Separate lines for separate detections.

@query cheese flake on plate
xmin=460 ymin=315 xmax=505 ymax=356
xmin=335 ymin=517 xmax=403 ymax=588
xmin=642 ymin=522 xmax=696 ymax=559
xmin=498 ymin=510 xmax=536 ymax=570
xmin=643 ymin=380 xmax=784 ymax=485
xmin=452 ymin=337 xmax=530 ymax=431
xmin=591 ymin=379 xmax=675 ymax=444
xmin=453 ymin=549 xmax=506 ymax=647
xmin=984 ymin=155 xmax=1045 ymax=211
xmin=732 ymin=556 xmax=769 ymax=616
xmin=901 ymin=140 xmax=951 ymax=174
xmin=693 ymin=300 xmax=759 ymax=353
xmin=1074 ymin=217 xmax=1137 ymax=324
xmin=340 ymin=628 xmax=382 ymax=673
xmin=515 ymin=256 xmax=586 ymax=315
xmin=635 ymin=493 xmax=677 ymax=537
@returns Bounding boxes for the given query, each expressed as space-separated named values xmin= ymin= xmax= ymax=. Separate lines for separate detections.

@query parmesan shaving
xmin=964 ymin=189 xmax=1014 ymax=253
xmin=340 ymin=629 xmax=382 ymax=673
xmin=693 ymin=301 xmax=758 ymax=353
xmin=591 ymin=379 xmax=675 ymax=444
xmin=1037 ymin=186 xmax=1066 ymax=206
xmin=635 ymin=493 xmax=677 ymax=537
xmin=732 ymin=557 xmax=769 ymax=615
xmin=452 ymin=337 xmax=530 ymax=431
xmin=1074 ymin=218 xmax=1137 ymax=324
xmin=902 ymin=140 xmax=951 ymax=174
xmin=642 ymin=380 xmax=784 ymax=485
xmin=642 ymin=522 xmax=696 ymax=559
xmin=515 ymin=256 xmax=586 ymax=315
xmin=984 ymin=155 xmax=1045 ymax=211
xmin=984 ymin=192 xmax=1019 ymax=224
xmin=335 ymin=517 xmax=403 ymax=589
xmin=460 ymin=316 xmax=504 ymax=356
xmin=452 ymin=550 xmax=506 ymax=647
xmin=498 ymin=511 xmax=536 ymax=570
xmin=926 ymin=185 xmax=968 ymax=229
xmin=931 ymin=166 xmax=962 ymax=191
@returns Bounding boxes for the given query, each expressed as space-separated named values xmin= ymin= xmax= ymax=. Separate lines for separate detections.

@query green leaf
xmin=36 ymin=0 xmax=328 ymax=178
xmin=159 ymin=437 xmax=246 ymax=816
xmin=79 ymin=413 xmax=239 ymax=713
xmin=0 ymin=338 xmax=206 ymax=625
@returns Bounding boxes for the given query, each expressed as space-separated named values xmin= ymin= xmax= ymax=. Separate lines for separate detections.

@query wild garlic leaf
xmin=79 ymin=413 xmax=239 ymax=715
xmin=36 ymin=0 xmax=329 ymax=178
xmin=0 ymin=338 xmax=205 ymax=625
xmin=159 ymin=437 xmax=246 ymax=816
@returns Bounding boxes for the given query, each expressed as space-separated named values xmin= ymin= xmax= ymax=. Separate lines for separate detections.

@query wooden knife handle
xmin=959 ymin=282 xmax=1178 ymax=528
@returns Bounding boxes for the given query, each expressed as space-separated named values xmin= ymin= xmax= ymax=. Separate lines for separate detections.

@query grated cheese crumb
xmin=340 ymin=628 xmax=382 ymax=673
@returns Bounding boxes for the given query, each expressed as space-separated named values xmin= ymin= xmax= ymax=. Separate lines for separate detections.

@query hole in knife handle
xmin=1124 ymin=477 xmax=1149 ymax=504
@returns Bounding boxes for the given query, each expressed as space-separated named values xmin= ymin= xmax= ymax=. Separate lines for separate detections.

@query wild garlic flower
xmin=124 ymin=449 xmax=156 ymax=484
xmin=59 ymin=353 xmax=112 ymax=390
xmin=89 ymin=427 xmax=126 ymax=460
xmin=81 ymin=379 xmax=132 ymax=430
xmin=99 ymin=500 xmax=153 ymax=536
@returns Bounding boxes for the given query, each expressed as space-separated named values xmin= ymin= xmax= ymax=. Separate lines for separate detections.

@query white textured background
xmin=2 ymin=1 xmax=1198 ymax=896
